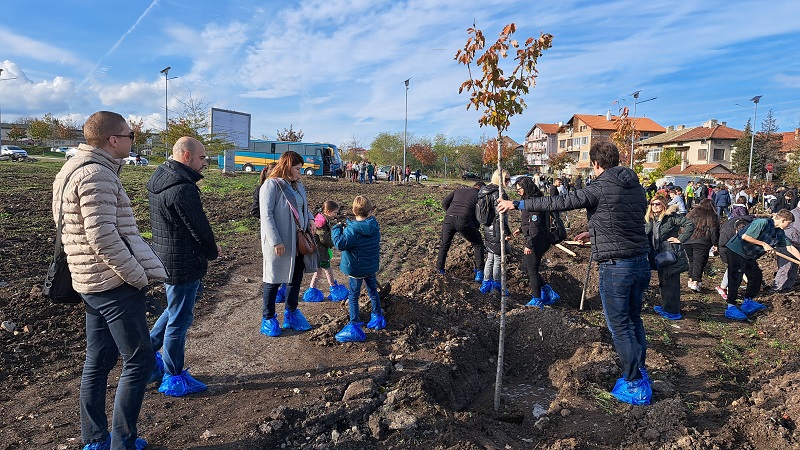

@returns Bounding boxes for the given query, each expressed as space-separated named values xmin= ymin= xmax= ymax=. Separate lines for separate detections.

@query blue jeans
xmin=80 ymin=283 xmax=154 ymax=450
xmin=263 ymin=256 xmax=305 ymax=318
xmin=150 ymin=279 xmax=201 ymax=376
xmin=716 ymin=205 xmax=729 ymax=218
xmin=598 ymin=254 xmax=651 ymax=381
xmin=347 ymin=274 xmax=381 ymax=322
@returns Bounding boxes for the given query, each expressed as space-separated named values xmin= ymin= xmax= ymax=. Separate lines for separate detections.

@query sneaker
xmin=479 ymin=279 xmax=494 ymax=295
xmin=260 ymin=317 xmax=281 ymax=337
xmin=740 ymin=298 xmax=767 ymax=315
xmin=541 ymin=284 xmax=560 ymax=305
xmin=689 ymin=281 xmax=701 ymax=293
xmin=653 ymin=305 xmax=682 ymax=320
xmin=610 ymin=377 xmax=652 ymax=405
xmin=715 ymin=286 xmax=728 ymax=301
xmin=158 ymin=369 xmax=207 ymax=397
xmin=329 ymin=282 xmax=349 ymax=302
xmin=282 ymin=308 xmax=312 ymax=331
xmin=275 ymin=284 xmax=286 ymax=303
xmin=302 ymin=287 xmax=324 ymax=302
xmin=335 ymin=322 xmax=366 ymax=342
xmin=525 ymin=297 xmax=545 ymax=309
xmin=687 ymin=280 xmax=694 ymax=289
xmin=366 ymin=311 xmax=386 ymax=330
xmin=83 ymin=435 xmax=146 ymax=450
xmin=149 ymin=351 xmax=165 ymax=383
xmin=724 ymin=304 xmax=748 ymax=321
xmin=474 ymin=269 xmax=484 ymax=283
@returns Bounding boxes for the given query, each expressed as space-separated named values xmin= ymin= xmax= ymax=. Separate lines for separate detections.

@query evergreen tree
xmin=731 ymin=119 xmax=753 ymax=176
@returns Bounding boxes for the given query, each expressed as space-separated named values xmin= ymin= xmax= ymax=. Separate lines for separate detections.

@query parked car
xmin=375 ymin=167 xmax=389 ymax=181
xmin=413 ymin=173 xmax=429 ymax=181
xmin=462 ymin=171 xmax=483 ymax=181
xmin=123 ymin=152 xmax=149 ymax=166
xmin=1 ymin=145 xmax=28 ymax=159
xmin=509 ymin=174 xmax=533 ymax=186
xmin=65 ymin=148 xmax=78 ymax=159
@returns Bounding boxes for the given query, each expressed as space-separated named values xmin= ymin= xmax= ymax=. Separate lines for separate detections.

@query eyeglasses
xmin=110 ymin=132 xmax=135 ymax=140
xmin=650 ymin=202 xmax=663 ymax=206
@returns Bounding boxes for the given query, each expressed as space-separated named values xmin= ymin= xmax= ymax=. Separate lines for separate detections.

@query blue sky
xmin=1 ymin=0 xmax=799 ymax=149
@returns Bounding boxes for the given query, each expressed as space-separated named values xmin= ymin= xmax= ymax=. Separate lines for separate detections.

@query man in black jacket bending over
xmin=498 ymin=142 xmax=652 ymax=406
xmin=436 ymin=182 xmax=486 ymax=281
xmin=147 ymin=136 xmax=220 ymax=397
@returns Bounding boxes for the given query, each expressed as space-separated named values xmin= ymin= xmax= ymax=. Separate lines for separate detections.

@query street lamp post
xmin=746 ymin=95 xmax=762 ymax=187
xmin=160 ymin=66 xmax=177 ymax=159
xmin=0 ymin=69 xmax=19 ymax=145
xmin=403 ymin=78 xmax=410 ymax=180
xmin=629 ymin=90 xmax=657 ymax=169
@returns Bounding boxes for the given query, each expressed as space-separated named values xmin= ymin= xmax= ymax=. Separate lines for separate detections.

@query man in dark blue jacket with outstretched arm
xmin=497 ymin=141 xmax=652 ymax=405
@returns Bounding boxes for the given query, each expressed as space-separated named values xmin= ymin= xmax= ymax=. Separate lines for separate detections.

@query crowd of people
xmin=54 ymin=113 xmax=800 ymax=448
xmin=342 ymin=161 xmax=423 ymax=183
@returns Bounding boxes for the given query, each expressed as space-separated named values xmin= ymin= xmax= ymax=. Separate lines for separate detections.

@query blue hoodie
xmin=331 ymin=216 xmax=381 ymax=277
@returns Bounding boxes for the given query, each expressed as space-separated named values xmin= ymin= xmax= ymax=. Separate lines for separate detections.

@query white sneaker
xmin=687 ymin=280 xmax=694 ymax=288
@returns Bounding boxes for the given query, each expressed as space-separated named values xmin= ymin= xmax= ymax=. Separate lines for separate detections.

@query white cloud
xmin=0 ymin=27 xmax=85 ymax=67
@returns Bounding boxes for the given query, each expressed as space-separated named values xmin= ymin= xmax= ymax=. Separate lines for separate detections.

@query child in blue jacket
xmin=331 ymin=195 xmax=385 ymax=342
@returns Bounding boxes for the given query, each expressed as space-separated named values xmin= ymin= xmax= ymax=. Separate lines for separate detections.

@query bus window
xmin=275 ymin=143 xmax=289 ymax=154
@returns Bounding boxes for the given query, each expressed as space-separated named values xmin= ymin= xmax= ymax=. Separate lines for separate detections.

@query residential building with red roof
xmin=638 ymin=119 xmax=742 ymax=174
xmin=524 ymin=123 xmax=561 ymax=173
xmin=556 ymin=113 xmax=665 ymax=175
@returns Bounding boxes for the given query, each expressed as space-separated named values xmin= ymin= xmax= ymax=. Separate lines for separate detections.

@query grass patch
xmin=585 ymin=383 xmax=617 ymax=414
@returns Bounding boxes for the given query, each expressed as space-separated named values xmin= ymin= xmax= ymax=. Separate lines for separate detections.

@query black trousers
xmin=684 ymin=242 xmax=712 ymax=282
xmin=521 ymin=238 xmax=551 ymax=296
xmin=721 ymin=247 xmax=762 ymax=304
xmin=436 ymin=215 xmax=484 ymax=272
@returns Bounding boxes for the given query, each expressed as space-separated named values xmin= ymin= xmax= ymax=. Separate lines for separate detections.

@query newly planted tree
xmin=456 ymin=22 xmax=553 ymax=411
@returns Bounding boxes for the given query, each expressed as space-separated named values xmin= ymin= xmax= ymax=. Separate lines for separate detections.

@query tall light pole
xmin=746 ymin=95 xmax=762 ymax=187
xmin=629 ymin=90 xmax=657 ymax=169
xmin=160 ymin=66 xmax=177 ymax=158
xmin=0 ymin=69 xmax=19 ymax=145
xmin=403 ymin=78 xmax=410 ymax=179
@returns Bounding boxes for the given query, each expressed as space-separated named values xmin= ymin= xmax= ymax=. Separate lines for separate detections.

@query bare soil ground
xmin=1 ymin=160 xmax=800 ymax=449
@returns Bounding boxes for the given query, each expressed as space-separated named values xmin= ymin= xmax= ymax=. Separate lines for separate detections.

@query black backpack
xmin=544 ymin=211 xmax=567 ymax=244
xmin=476 ymin=194 xmax=495 ymax=226
xmin=719 ymin=215 xmax=755 ymax=248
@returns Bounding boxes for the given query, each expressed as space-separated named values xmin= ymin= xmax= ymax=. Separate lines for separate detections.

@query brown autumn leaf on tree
xmin=482 ymin=138 xmax=516 ymax=165
xmin=409 ymin=143 xmax=436 ymax=166
xmin=610 ymin=108 xmax=647 ymax=170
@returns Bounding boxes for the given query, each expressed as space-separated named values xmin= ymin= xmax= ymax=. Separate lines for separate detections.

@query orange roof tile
xmin=663 ymin=163 xmax=731 ymax=175
xmin=781 ymin=130 xmax=800 ymax=152
xmin=536 ymin=123 xmax=560 ymax=134
xmin=570 ymin=114 xmax=666 ymax=133
xmin=676 ymin=125 xmax=742 ymax=141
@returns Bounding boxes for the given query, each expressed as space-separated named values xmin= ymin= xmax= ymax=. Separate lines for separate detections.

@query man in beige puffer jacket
xmin=53 ymin=111 xmax=166 ymax=450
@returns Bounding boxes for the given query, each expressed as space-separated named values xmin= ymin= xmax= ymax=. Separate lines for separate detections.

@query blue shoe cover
xmin=654 ymin=305 xmax=682 ymax=320
xmin=260 ymin=317 xmax=281 ymax=336
xmin=329 ymin=282 xmax=348 ymax=302
xmin=275 ymin=284 xmax=286 ymax=303
xmin=282 ymin=308 xmax=312 ymax=331
xmin=525 ymin=297 xmax=545 ymax=309
xmin=474 ymin=269 xmax=484 ymax=283
xmin=302 ymin=287 xmax=324 ymax=302
xmin=158 ymin=369 xmax=207 ymax=397
xmin=149 ymin=351 xmax=165 ymax=383
xmin=366 ymin=312 xmax=386 ymax=330
xmin=335 ymin=322 xmax=366 ymax=342
xmin=492 ymin=280 xmax=502 ymax=293
xmin=542 ymin=284 xmax=560 ymax=305
xmin=84 ymin=435 xmax=146 ymax=450
xmin=480 ymin=279 xmax=494 ymax=294
xmin=725 ymin=305 xmax=748 ymax=321
xmin=740 ymin=298 xmax=767 ymax=315
xmin=610 ymin=376 xmax=652 ymax=405
xmin=436 ymin=268 xmax=445 ymax=275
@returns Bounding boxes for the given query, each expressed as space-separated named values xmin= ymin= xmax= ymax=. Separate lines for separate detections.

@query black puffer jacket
xmin=520 ymin=166 xmax=648 ymax=261
xmin=442 ymin=186 xmax=479 ymax=220
xmin=147 ymin=160 xmax=219 ymax=284
xmin=478 ymin=184 xmax=511 ymax=254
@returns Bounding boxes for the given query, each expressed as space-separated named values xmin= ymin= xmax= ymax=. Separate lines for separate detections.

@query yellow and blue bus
xmin=218 ymin=140 xmax=342 ymax=176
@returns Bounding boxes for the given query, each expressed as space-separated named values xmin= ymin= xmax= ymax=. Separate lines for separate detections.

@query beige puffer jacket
xmin=52 ymin=144 xmax=166 ymax=293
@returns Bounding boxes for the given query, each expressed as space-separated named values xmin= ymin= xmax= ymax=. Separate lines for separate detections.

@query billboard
xmin=210 ymin=108 xmax=251 ymax=172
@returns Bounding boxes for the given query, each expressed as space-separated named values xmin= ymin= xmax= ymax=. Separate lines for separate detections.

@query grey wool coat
xmin=260 ymin=178 xmax=318 ymax=283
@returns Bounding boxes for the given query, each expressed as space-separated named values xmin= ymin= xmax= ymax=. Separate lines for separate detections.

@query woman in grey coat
xmin=259 ymin=151 xmax=319 ymax=337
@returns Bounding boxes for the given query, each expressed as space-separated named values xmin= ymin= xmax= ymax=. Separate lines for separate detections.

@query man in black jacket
xmin=436 ymin=182 xmax=486 ymax=281
xmin=147 ymin=136 xmax=220 ymax=397
xmin=498 ymin=142 xmax=652 ymax=405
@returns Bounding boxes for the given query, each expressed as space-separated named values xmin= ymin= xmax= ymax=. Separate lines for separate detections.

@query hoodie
xmin=331 ymin=216 xmax=380 ymax=277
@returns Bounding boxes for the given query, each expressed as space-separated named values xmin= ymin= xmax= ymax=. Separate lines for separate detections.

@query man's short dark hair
xmin=83 ymin=111 xmax=127 ymax=148
xmin=473 ymin=181 xmax=485 ymax=188
xmin=776 ymin=209 xmax=794 ymax=223
xmin=589 ymin=141 xmax=620 ymax=169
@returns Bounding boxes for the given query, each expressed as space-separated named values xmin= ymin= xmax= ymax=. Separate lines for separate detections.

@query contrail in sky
xmin=81 ymin=0 xmax=159 ymax=85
